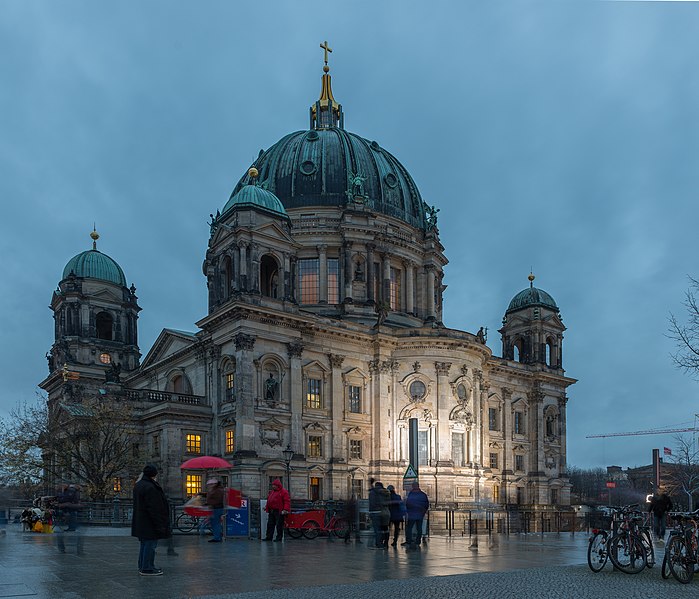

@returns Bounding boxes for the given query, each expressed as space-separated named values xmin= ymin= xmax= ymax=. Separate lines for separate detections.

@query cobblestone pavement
xmin=0 ymin=525 xmax=694 ymax=598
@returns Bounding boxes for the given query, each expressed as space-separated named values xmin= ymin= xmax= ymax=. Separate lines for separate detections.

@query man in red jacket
xmin=264 ymin=479 xmax=290 ymax=542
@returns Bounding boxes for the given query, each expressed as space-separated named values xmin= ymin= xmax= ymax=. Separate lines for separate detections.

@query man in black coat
xmin=132 ymin=464 xmax=171 ymax=576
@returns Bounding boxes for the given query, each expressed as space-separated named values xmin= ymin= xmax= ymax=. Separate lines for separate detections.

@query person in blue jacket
xmin=403 ymin=482 xmax=429 ymax=548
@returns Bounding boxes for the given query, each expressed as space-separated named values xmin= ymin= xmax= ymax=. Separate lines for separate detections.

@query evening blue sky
xmin=1 ymin=1 xmax=698 ymax=469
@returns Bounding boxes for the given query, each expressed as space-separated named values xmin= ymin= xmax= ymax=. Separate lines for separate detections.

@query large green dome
xmin=230 ymin=128 xmax=426 ymax=229
xmin=62 ymin=248 xmax=127 ymax=287
xmin=506 ymin=285 xmax=558 ymax=314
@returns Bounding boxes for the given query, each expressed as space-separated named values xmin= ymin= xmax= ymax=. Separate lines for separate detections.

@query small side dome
xmin=506 ymin=274 xmax=558 ymax=314
xmin=62 ymin=249 xmax=127 ymax=287
xmin=221 ymin=181 xmax=288 ymax=220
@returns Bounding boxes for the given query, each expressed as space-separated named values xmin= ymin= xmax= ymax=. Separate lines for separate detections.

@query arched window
xmin=168 ymin=374 xmax=192 ymax=395
xmin=96 ymin=312 xmax=113 ymax=340
xmin=260 ymin=254 xmax=279 ymax=298
xmin=513 ymin=338 xmax=524 ymax=362
xmin=546 ymin=337 xmax=556 ymax=367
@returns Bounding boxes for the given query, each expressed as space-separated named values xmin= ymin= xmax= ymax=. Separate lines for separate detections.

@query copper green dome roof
xmin=221 ymin=182 xmax=288 ymax=219
xmin=506 ymin=283 xmax=558 ymax=314
xmin=230 ymin=128 xmax=426 ymax=229
xmin=62 ymin=233 xmax=127 ymax=287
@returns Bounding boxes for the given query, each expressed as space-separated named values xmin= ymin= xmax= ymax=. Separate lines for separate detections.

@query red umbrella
xmin=180 ymin=456 xmax=233 ymax=469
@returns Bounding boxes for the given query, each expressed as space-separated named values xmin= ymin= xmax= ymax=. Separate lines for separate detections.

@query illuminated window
xmin=298 ymin=259 xmax=319 ymax=304
xmin=99 ymin=352 xmax=111 ymax=364
xmin=186 ymin=474 xmax=202 ymax=496
xmin=389 ymin=267 xmax=401 ymax=310
xmin=327 ymin=258 xmax=339 ymax=304
xmin=186 ymin=434 xmax=202 ymax=454
xmin=418 ymin=430 xmax=428 ymax=466
xmin=225 ymin=429 xmax=235 ymax=454
xmin=113 ymin=477 xmax=122 ymax=493
xmin=349 ymin=439 xmax=362 ymax=460
xmin=310 ymin=476 xmax=322 ymax=501
xmin=493 ymin=485 xmax=500 ymax=503
xmin=489 ymin=452 xmax=498 ymax=469
xmin=515 ymin=454 xmax=524 ymax=472
xmin=307 ymin=378 xmax=322 ymax=409
xmin=308 ymin=436 xmax=322 ymax=458
xmin=348 ymin=385 xmax=361 ymax=413
xmin=225 ymin=371 xmax=235 ymax=402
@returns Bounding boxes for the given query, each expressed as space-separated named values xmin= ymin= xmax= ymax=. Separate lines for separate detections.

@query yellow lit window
xmin=225 ymin=372 xmax=235 ymax=401
xmin=186 ymin=474 xmax=202 ymax=496
xmin=225 ymin=429 xmax=235 ymax=454
xmin=186 ymin=434 xmax=201 ymax=454
xmin=308 ymin=436 xmax=322 ymax=458
xmin=307 ymin=378 xmax=321 ymax=409
xmin=493 ymin=485 xmax=500 ymax=503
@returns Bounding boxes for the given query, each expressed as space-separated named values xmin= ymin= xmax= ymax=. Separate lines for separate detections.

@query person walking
xmin=131 ymin=464 xmax=171 ymax=576
xmin=205 ymin=479 xmax=225 ymax=543
xmin=648 ymin=488 xmax=673 ymax=544
xmin=387 ymin=485 xmax=405 ymax=547
xmin=264 ymin=479 xmax=290 ymax=542
xmin=368 ymin=481 xmax=391 ymax=548
xmin=403 ymin=482 xmax=429 ymax=548
xmin=343 ymin=494 xmax=362 ymax=544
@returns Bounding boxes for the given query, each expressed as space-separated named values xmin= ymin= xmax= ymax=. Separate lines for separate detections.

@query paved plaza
xmin=0 ymin=525 xmax=694 ymax=598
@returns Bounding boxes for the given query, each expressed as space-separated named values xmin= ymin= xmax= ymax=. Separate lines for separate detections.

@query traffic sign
xmin=403 ymin=465 xmax=418 ymax=479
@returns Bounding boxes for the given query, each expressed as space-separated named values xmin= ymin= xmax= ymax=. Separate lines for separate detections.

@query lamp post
xmin=282 ymin=444 xmax=294 ymax=491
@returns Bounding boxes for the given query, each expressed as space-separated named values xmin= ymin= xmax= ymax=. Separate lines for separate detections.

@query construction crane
xmin=586 ymin=427 xmax=698 ymax=438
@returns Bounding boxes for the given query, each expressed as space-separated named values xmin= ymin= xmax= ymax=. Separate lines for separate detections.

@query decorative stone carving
xmin=234 ymin=333 xmax=255 ymax=351
xmin=328 ymin=354 xmax=345 ymax=369
xmin=286 ymin=342 xmax=304 ymax=359
xmin=449 ymin=405 xmax=474 ymax=429
xmin=381 ymin=359 xmax=399 ymax=373
xmin=460 ymin=365 xmax=468 ymax=376
xmin=434 ymin=361 xmax=451 ymax=376
xmin=368 ymin=359 xmax=380 ymax=374
xmin=259 ymin=417 xmax=285 ymax=448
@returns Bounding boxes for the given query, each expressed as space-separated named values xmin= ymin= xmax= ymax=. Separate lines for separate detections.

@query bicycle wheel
xmin=175 ymin=513 xmax=198 ymax=533
xmin=331 ymin=518 xmax=350 ymax=540
xmin=609 ymin=533 xmax=647 ymax=574
xmin=667 ymin=536 xmax=694 ymax=584
xmin=587 ymin=531 xmax=609 ymax=573
xmin=641 ymin=530 xmax=655 ymax=568
xmin=286 ymin=527 xmax=303 ymax=539
xmin=662 ymin=544 xmax=672 ymax=579
xmin=302 ymin=519 xmax=321 ymax=539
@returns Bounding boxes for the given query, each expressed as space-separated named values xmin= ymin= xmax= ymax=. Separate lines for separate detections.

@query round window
xmin=384 ymin=173 xmax=398 ymax=189
xmin=306 ymin=131 xmax=319 ymax=141
xmin=300 ymin=160 xmax=316 ymax=176
xmin=409 ymin=380 xmax=426 ymax=401
xmin=99 ymin=353 xmax=112 ymax=364
xmin=457 ymin=384 xmax=467 ymax=401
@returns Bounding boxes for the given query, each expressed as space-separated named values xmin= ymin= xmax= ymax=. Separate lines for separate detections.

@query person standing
xmin=131 ymin=464 xmax=171 ymax=576
xmin=264 ymin=479 xmax=290 ymax=542
xmin=57 ymin=484 xmax=81 ymax=531
xmin=403 ymin=482 xmax=429 ymax=548
xmin=648 ymin=488 xmax=673 ymax=543
xmin=343 ymin=494 xmax=362 ymax=544
xmin=205 ymin=479 xmax=225 ymax=543
xmin=368 ymin=481 xmax=391 ymax=548
xmin=387 ymin=485 xmax=405 ymax=547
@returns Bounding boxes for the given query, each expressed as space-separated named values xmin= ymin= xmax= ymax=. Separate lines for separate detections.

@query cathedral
xmin=40 ymin=47 xmax=575 ymax=510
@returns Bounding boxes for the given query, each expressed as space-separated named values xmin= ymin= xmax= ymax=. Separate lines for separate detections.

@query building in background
xmin=40 ymin=51 xmax=576 ymax=511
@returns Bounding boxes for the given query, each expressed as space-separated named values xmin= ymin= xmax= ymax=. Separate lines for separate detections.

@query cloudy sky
xmin=2 ymin=1 xmax=698 ymax=470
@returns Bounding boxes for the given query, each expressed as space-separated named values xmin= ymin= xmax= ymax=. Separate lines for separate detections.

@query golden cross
xmin=320 ymin=40 xmax=332 ymax=66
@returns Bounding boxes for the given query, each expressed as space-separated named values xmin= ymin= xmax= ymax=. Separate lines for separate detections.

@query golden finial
xmin=90 ymin=226 xmax=99 ymax=250
xmin=528 ymin=271 xmax=535 ymax=287
xmin=320 ymin=40 xmax=332 ymax=72
xmin=248 ymin=167 xmax=259 ymax=179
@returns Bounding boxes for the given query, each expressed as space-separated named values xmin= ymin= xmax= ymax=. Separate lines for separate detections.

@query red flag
xmin=664 ymin=447 xmax=672 ymax=456
xmin=226 ymin=488 xmax=242 ymax=508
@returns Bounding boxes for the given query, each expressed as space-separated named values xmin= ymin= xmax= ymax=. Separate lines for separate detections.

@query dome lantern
xmin=310 ymin=40 xmax=344 ymax=130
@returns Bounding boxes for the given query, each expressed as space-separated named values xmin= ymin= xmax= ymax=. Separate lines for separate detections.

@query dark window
xmin=349 ymin=439 xmax=362 ymax=460
xmin=489 ymin=452 xmax=498 ymax=469
xmin=418 ymin=430 xmax=429 ymax=466
xmin=488 ymin=407 xmax=498 ymax=431
xmin=327 ymin=258 xmax=339 ymax=304
xmin=514 ymin=411 xmax=524 ymax=435
xmin=515 ymin=454 xmax=524 ymax=472
xmin=452 ymin=432 xmax=464 ymax=466
xmin=96 ymin=312 xmax=113 ymax=340
xmin=550 ymin=488 xmax=559 ymax=505
xmin=348 ymin=385 xmax=361 ymax=413
xmin=261 ymin=255 xmax=279 ymax=298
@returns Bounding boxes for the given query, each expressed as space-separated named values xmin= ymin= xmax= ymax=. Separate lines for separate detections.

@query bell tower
xmin=499 ymin=273 xmax=565 ymax=370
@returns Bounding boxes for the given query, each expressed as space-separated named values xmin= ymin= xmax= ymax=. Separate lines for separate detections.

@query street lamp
xmin=282 ymin=445 xmax=294 ymax=490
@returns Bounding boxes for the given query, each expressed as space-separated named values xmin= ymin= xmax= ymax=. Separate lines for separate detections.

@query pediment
xmin=89 ymin=288 xmax=123 ymax=303
xmin=252 ymin=221 xmax=298 ymax=246
xmin=303 ymin=359 xmax=330 ymax=374
xmin=141 ymin=329 xmax=198 ymax=368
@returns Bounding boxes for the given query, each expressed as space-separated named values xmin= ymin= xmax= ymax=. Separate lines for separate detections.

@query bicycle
xmin=175 ymin=512 xmax=213 ymax=534
xmin=608 ymin=505 xmax=648 ymax=574
xmin=664 ymin=510 xmax=699 ymax=584
xmin=300 ymin=507 xmax=349 ymax=540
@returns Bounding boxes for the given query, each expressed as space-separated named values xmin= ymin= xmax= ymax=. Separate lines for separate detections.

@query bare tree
xmin=669 ymin=276 xmax=699 ymax=377
xmin=0 ymin=394 xmax=142 ymax=501
xmin=665 ymin=434 xmax=699 ymax=511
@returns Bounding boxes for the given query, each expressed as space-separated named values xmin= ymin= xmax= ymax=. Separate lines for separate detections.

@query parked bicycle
xmin=663 ymin=509 xmax=699 ymax=584
xmin=284 ymin=503 xmax=349 ymax=540
xmin=175 ymin=511 xmax=213 ymax=534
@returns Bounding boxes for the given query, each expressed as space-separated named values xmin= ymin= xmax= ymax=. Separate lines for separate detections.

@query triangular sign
xmin=403 ymin=465 xmax=418 ymax=479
